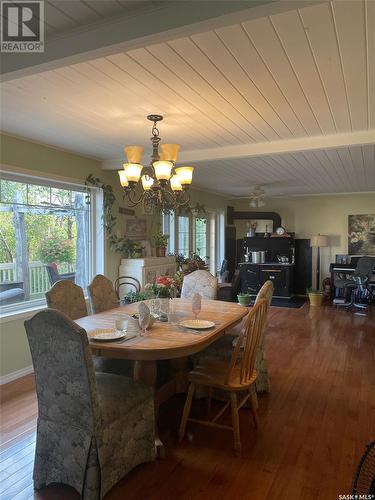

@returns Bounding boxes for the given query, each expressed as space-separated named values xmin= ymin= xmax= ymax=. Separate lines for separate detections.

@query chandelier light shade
xmin=141 ymin=174 xmax=154 ymax=191
xmin=123 ymin=163 xmax=142 ymax=183
xmin=118 ymin=115 xmax=195 ymax=212
xmin=124 ymin=145 xmax=143 ymax=164
xmin=160 ymin=143 xmax=180 ymax=162
xmin=118 ymin=169 xmax=128 ymax=187
xmin=153 ymin=160 xmax=173 ymax=181
xmin=170 ymin=174 xmax=183 ymax=191
xmin=175 ymin=166 xmax=194 ymax=186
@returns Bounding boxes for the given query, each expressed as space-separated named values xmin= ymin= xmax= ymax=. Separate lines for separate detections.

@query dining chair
xmin=114 ymin=275 xmax=141 ymax=302
xmin=194 ymin=280 xmax=274 ymax=393
xmin=181 ymin=270 xmax=218 ymax=300
xmin=179 ymin=298 xmax=268 ymax=455
xmin=88 ymin=274 xmax=119 ymax=314
xmin=24 ymin=309 xmax=155 ymax=500
xmin=88 ymin=274 xmax=135 ymax=377
xmin=46 ymin=280 xmax=88 ymax=320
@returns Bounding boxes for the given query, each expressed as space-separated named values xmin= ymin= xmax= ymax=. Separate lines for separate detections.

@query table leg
xmin=134 ymin=360 xmax=165 ymax=459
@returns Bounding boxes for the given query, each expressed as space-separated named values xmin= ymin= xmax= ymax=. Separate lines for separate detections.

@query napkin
xmin=138 ymin=301 xmax=151 ymax=331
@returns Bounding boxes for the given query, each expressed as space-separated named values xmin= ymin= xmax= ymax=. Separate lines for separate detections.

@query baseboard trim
xmin=0 ymin=366 xmax=34 ymax=386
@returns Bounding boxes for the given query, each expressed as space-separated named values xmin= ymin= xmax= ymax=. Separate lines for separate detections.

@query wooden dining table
xmin=76 ymin=298 xmax=248 ymax=455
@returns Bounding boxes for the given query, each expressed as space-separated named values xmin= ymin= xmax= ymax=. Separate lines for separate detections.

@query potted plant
xmin=152 ymin=229 xmax=169 ymax=257
xmin=237 ymin=291 xmax=251 ymax=307
xmin=116 ymin=238 xmax=143 ymax=259
xmin=307 ymin=288 xmax=323 ymax=307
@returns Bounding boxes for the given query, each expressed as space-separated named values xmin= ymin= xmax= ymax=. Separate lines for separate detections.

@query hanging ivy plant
xmin=85 ymin=174 xmax=207 ymax=253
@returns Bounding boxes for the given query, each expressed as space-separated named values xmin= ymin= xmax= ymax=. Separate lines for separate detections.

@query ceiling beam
xmin=178 ymin=130 xmax=375 ymax=163
xmin=1 ymin=0 xmax=323 ymax=82
xmin=101 ymin=130 xmax=375 ymax=170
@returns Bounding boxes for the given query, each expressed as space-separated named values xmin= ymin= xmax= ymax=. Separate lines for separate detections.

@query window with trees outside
xmin=0 ymin=175 xmax=103 ymax=314
xmin=195 ymin=218 xmax=207 ymax=260
xmin=177 ymin=216 xmax=190 ymax=257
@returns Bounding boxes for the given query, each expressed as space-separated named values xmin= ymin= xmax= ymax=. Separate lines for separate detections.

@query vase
xmin=156 ymin=247 xmax=166 ymax=257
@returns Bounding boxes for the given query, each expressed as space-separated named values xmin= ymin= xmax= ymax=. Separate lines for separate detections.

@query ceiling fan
xmin=248 ymin=186 xmax=266 ymax=208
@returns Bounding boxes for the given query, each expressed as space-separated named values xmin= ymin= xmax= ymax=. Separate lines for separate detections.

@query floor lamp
xmin=310 ymin=234 xmax=328 ymax=291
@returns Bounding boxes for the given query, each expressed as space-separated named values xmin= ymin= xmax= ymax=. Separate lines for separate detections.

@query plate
xmin=88 ymin=329 xmax=126 ymax=341
xmin=179 ymin=319 xmax=215 ymax=330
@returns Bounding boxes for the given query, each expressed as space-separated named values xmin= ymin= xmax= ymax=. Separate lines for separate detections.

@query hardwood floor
xmin=1 ymin=304 xmax=374 ymax=499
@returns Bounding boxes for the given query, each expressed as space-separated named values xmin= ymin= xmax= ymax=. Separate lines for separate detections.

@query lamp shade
xmin=175 ymin=166 xmax=194 ymax=186
xmin=153 ymin=160 xmax=173 ymax=181
xmin=170 ymin=174 xmax=182 ymax=191
xmin=124 ymin=146 xmax=143 ymax=164
xmin=118 ymin=170 xmax=128 ymax=187
xmin=141 ymin=174 xmax=154 ymax=191
xmin=310 ymin=234 xmax=328 ymax=247
xmin=160 ymin=144 xmax=180 ymax=162
xmin=123 ymin=163 xmax=142 ymax=183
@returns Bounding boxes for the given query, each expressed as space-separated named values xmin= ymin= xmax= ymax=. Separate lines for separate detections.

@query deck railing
xmin=0 ymin=261 xmax=76 ymax=297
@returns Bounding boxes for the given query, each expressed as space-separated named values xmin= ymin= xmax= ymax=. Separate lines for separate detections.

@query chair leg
xmin=230 ymin=392 xmax=241 ymax=456
xmin=179 ymin=383 xmax=195 ymax=442
xmin=249 ymin=386 xmax=259 ymax=429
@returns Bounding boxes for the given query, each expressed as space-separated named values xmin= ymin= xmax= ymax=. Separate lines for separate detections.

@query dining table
xmin=76 ymin=298 xmax=248 ymax=456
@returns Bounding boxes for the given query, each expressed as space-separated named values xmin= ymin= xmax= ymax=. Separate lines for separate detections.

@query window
xmin=162 ymin=211 xmax=175 ymax=255
xmin=195 ymin=218 xmax=207 ymax=260
xmin=177 ymin=215 xmax=190 ymax=257
xmin=162 ymin=209 xmax=225 ymax=276
xmin=0 ymin=174 xmax=103 ymax=314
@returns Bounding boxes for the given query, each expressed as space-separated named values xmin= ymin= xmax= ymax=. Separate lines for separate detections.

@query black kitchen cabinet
xmin=240 ymin=263 xmax=294 ymax=298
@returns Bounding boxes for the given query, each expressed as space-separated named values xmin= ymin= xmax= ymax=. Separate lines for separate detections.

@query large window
xmin=178 ymin=216 xmax=190 ymax=257
xmin=162 ymin=209 xmax=225 ymax=275
xmin=0 ymin=174 xmax=103 ymax=313
xmin=195 ymin=218 xmax=207 ymax=260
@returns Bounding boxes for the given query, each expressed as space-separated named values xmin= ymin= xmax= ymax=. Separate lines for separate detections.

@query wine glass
xmin=138 ymin=316 xmax=148 ymax=336
xmin=192 ymin=293 xmax=202 ymax=320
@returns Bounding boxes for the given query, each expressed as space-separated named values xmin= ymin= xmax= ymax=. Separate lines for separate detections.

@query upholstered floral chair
xmin=46 ymin=280 xmax=88 ymax=320
xmin=24 ymin=309 xmax=155 ymax=500
xmin=194 ymin=280 xmax=274 ymax=393
xmin=88 ymin=274 xmax=119 ymax=314
xmin=87 ymin=274 xmax=134 ymax=377
xmin=181 ymin=270 xmax=218 ymax=300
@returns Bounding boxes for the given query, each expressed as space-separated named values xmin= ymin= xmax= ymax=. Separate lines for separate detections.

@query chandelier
xmin=118 ymin=114 xmax=194 ymax=212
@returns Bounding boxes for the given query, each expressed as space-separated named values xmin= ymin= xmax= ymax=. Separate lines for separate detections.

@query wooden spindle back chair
xmin=179 ymin=298 xmax=269 ymax=455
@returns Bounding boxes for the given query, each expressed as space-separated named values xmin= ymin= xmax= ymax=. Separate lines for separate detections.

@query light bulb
xmin=141 ymin=174 xmax=154 ymax=191
xmin=175 ymin=166 xmax=194 ymax=186
xmin=153 ymin=160 xmax=173 ymax=181
xmin=118 ymin=170 xmax=128 ymax=187
xmin=170 ymin=175 xmax=182 ymax=191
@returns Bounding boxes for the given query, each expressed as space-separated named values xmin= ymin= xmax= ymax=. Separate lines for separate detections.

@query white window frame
xmin=162 ymin=208 xmax=225 ymax=277
xmin=0 ymin=170 xmax=104 ymax=318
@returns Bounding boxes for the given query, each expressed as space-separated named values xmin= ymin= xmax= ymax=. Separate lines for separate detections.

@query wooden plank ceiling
xmin=1 ymin=0 xmax=374 ymax=196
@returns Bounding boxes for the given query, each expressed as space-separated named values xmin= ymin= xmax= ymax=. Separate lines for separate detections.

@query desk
xmin=76 ymin=298 xmax=248 ymax=455
xmin=329 ymin=262 xmax=375 ymax=300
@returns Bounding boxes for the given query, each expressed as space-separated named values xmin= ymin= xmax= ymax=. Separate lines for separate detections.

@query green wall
xmin=0 ymin=133 xmax=228 ymax=379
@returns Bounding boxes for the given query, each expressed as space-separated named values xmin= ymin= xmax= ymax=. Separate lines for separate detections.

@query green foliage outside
xmin=37 ymin=237 xmax=75 ymax=264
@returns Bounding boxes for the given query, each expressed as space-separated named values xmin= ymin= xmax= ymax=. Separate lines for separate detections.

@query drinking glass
xmin=115 ymin=318 xmax=128 ymax=333
xmin=192 ymin=296 xmax=201 ymax=320
xmin=168 ymin=298 xmax=178 ymax=325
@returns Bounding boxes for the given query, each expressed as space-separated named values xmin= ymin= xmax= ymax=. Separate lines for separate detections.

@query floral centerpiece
xmin=145 ymin=274 xmax=178 ymax=298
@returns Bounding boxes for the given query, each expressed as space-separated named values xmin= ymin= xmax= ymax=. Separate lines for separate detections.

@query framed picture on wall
xmin=126 ymin=218 xmax=147 ymax=240
xmin=348 ymin=214 xmax=375 ymax=255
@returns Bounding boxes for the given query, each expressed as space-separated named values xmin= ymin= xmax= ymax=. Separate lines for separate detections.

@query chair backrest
xmin=24 ymin=309 xmax=99 ymax=430
xmin=354 ymin=256 xmax=375 ymax=281
xmin=181 ymin=270 xmax=218 ymax=300
xmin=225 ymin=298 xmax=268 ymax=385
xmin=114 ymin=275 xmax=141 ymax=299
xmin=46 ymin=280 xmax=88 ymax=320
xmin=88 ymin=274 xmax=118 ymax=314
xmin=255 ymin=280 xmax=274 ymax=307
xmin=352 ymin=441 xmax=375 ymax=495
